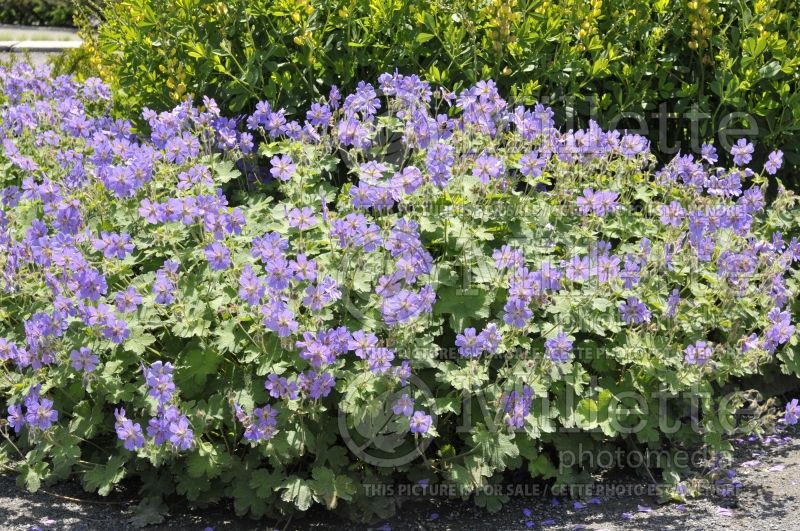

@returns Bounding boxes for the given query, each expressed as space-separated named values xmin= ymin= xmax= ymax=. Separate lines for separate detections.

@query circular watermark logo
xmin=338 ymin=373 xmax=436 ymax=468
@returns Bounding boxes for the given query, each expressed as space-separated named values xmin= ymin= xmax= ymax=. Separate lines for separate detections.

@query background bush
xmin=92 ymin=0 xmax=800 ymax=176
xmin=0 ymin=0 xmax=82 ymax=27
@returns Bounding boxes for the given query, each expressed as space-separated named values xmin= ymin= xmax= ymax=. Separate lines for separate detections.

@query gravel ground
xmin=1 ymin=427 xmax=798 ymax=531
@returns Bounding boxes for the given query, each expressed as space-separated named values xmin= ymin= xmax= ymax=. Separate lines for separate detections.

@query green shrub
xmin=0 ymin=0 xmax=83 ymax=27
xmin=1 ymin=64 xmax=799 ymax=523
xmin=93 ymin=0 xmax=800 ymax=176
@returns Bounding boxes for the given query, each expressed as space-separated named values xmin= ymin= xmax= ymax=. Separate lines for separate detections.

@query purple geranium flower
xmin=730 ymin=138 xmax=754 ymax=166
xmin=545 ymin=332 xmax=572 ymax=363
xmin=684 ymin=340 xmax=713 ymax=366
xmin=393 ymin=394 xmax=414 ymax=417
xmin=764 ymin=150 xmax=783 ymax=175
xmin=116 ymin=419 xmax=145 ymax=451
xmin=619 ymin=297 xmax=651 ymax=325
xmin=409 ymin=411 xmax=432 ymax=434
xmin=455 ymin=328 xmax=482 ymax=358
xmin=270 ymin=154 xmax=295 ymax=181
xmin=204 ymin=241 xmax=231 ymax=270
xmin=785 ymin=399 xmax=799 ymax=425
xmin=169 ymin=416 xmax=194 ymax=450
xmin=70 ymin=346 xmax=99 ymax=373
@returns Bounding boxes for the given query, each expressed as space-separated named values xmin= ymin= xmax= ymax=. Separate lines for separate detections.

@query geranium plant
xmin=0 ymin=63 xmax=799 ymax=523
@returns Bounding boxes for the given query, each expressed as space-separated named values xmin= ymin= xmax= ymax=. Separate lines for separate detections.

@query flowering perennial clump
xmin=0 ymin=63 xmax=799 ymax=520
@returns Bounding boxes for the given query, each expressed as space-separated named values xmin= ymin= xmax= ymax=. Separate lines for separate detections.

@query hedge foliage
xmin=92 ymin=0 xmax=800 ymax=175
xmin=1 ymin=63 xmax=800 ymax=524
xmin=0 ymin=0 xmax=82 ymax=27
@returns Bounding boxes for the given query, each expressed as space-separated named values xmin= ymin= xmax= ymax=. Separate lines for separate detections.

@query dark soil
xmin=1 ymin=427 xmax=799 ymax=530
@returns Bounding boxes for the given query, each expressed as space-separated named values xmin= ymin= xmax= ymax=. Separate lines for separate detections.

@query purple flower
xmin=596 ymin=255 xmax=620 ymax=283
xmin=764 ymin=308 xmax=794 ymax=353
xmin=785 ymin=399 xmax=799 ymax=425
xmin=765 ymin=150 xmax=783 ymax=175
xmin=564 ymin=255 xmax=591 ymax=282
xmin=7 ymin=404 xmax=25 ymax=433
xmin=265 ymin=373 xmax=300 ymax=400
xmin=102 ymin=317 xmax=130 ymax=344
xmin=666 ymin=289 xmax=680 ymax=318
xmin=303 ymin=276 xmax=341 ymax=311
xmin=472 ymin=153 xmax=504 ymax=183
xmin=265 ymin=255 xmax=292 ymax=291
xmin=306 ymin=103 xmax=331 ymax=128
xmin=477 ymin=323 xmax=502 ymax=354
xmin=144 ymin=361 xmax=175 ymax=405
xmin=297 ymin=370 xmax=336 ymax=399
xmin=25 ymin=397 xmax=58 ymax=430
xmin=701 ymin=143 xmax=718 ymax=164
xmin=367 ymin=347 xmax=395 ymax=374
xmin=545 ymin=332 xmax=572 ymax=363
xmin=455 ymin=328 xmax=482 ymax=358
xmin=238 ymin=402 xmax=280 ymax=442
xmin=503 ymin=298 xmax=532 ymax=328
xmin=503 ymin=385 xmax=534 ymax=428
xmin=493 ymin=245 xmax=525 ymax=270
xmin=519 ymin=151 xmax=545 ymax=178
xmin=577 ymin=188 xmax=620 ymax=216
xmin=168 ymin=416 xmax=194 ymax=450
xmin=270 ymin=154 xmax=295 ymax=181
xmin=289 ymin=254 xmax=317 ymax=281
xmin=116 ymin=419 xmax=145 ymax=451
xmin=138 ymin=198 xmax=161 ymax=224
xmin=349 ymin=330 xmax=379 ymax=359
xmin=684 ymin=340 xmax=713 ymax=366
xmin=204 ymin=241 xmax=231 ymax=270
xmin=659 ymin=201 xmax=685 ymax=228
xmin=70 ymin=346 xmax=99 ymax=373
xmin=393 ymin=394 xmax=414 ymax=416
xmin=115 ymin=286 xmax=142 ymax=313
xmin=153 ymin=272 xmax=176 ymax=305
xmin=147 ymin=414 xmax=171 ymax=445
xmin=619 ymin=297 xmax=651 ymax=325
xmin=93 ymin=232 xmax=134 ymax=259
xmin=730 ymin=138 xmax=754 ymax=166
xmin=261 ymin=301 xmax=299 ymax=337
xmin=426 ymin=141 xmax=454 ymax=188
xmin=409 ymin=411 xmax=432 ymax=434
xmin=287 ymin=207 xmax=317 ymax=230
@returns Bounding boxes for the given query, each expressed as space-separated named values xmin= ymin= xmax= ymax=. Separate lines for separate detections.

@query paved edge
xmin=0 ymin=41 xmax=83 ymax=52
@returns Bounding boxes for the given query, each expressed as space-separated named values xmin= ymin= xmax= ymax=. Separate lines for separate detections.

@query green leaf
xmin=528 ymin=454 xmax=557 ymax=479
xmin=213 ymin=158 xmax=241 ymax=184
xmin=434 ymin=286 xmax=492 ymax=330
xmin=279 ymin=476 xmax=314 ymax=511
xmin=249 ymin=468 xmax=282 ymax=498
xmin=176 ymin=342 xmax=221 ymax=395
xmin=51 ymin=433 xmax=81 ymax=480
xmin=17 ymin=461 xmax=48 ymax=492
xmin=124 ymin=328 xmax=156 ymax=355
xmin=186 ymin=444 xmax=221 ymax=479
xmin=310 ymin=466 xmax=355 ymax=509
xmin=575 ymin=398 xmax=599 ymax=429
xmin=472 ymin=429 xmax=519 ymax=472
xmin=474 ymin=486 xmax=509 ymax=513
xmin=84 ymin=455 xmax=127 ymax=496
xmin=128 ymin=497 xmax=167 ymax=528
xmin=777 ymin=345 xmax=800 ymax=377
